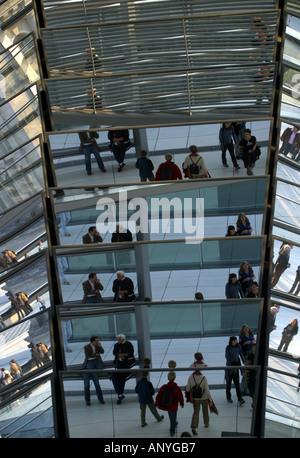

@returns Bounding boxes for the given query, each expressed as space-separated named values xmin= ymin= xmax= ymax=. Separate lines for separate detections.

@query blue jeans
xmin=83 ymin=359 xmax=104 ymax=403
xmin=83 ymin=144 xmax=105 ymax=172
xmin=86 ymin=296 xmax=102 ymax=304
xmin=168 ymin=411 xmax=177 ymax=434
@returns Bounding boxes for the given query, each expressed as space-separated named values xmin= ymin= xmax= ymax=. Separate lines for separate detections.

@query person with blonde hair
xmin=155 ymin=371 xmax=184 ymax=436
xmin=155 ymin=153 xmax=182 ymax=181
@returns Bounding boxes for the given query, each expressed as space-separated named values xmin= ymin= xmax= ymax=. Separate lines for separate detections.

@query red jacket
xmin=155 ymin=161 xmax=182 ymax=181
xmin=155 ymin=381 xmax=184 ymax=411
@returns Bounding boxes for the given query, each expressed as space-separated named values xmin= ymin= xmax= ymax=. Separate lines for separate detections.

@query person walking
xmin=225 ymin=336 xmax=245 ymax=405
xmin=185 ymin=365 xmax=211 ymax=435
xmin=155 ymin=371 xmax=184 ymax=436
xmin=135 ymin=371 xmax=164 ymax=427
xmin=277 ymin=319 xmax=299 ymax=352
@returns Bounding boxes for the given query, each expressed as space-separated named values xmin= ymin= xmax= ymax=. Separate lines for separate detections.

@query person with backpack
xmin=135 ymin=371 xmax=164 ymax=427
xmin=155 ymin=154 xmax=182 ymax=181
xmin=185 ymin=365 xmax=211 ymax=435
xmin=155 ymin=371 xmax=184 ymax=436
xmin=219 ymin=123 xmax=240 ymax=171
xmin=182 ymin=145 xmax=209 ymax=179
xmin=135 ymin=150 xmax=155 ymax=182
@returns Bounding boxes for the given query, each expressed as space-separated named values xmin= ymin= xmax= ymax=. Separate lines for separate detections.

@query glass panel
xmin=278 ymin=121 xmax=300 ymax=163
xmin=0 ymin=254 xmax=49 ymax=323
xmin=265 ymin=363 xmax=300 ymax=436
xmin=0 ymin=378 xmax=54 ymax=438
xmin=0 ymin=86 xmax=42 ymax=159
xmin=0 ymin=34 xmax=40 ymax=104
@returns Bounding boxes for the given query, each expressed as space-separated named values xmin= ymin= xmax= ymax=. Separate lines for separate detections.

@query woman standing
xmin=225 ymin=273 xmax=244 ymax=298
xmin=238 ymin=261 xmax=255 ymax=295
xmin=236 ymin=213 xmax=253 ymax=236
xmin=277 ymin=319 xmax=298 ymax=352
xmin=225 ymin=336 xmax=245 ymax=405
xmin=219 ymin=122 xmax=240 ymax=170
xmin=185 ymin=366 xmax=211 ymax=435
xmin=239 ymin=325 xmax=256 ymax=358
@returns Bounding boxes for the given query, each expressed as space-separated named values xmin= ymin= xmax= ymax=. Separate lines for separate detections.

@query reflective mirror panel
xmin=49 ymin=120 xmax=270 ymax=188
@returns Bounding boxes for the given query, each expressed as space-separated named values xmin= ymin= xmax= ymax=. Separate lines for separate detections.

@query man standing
xmin=238 ymin=129 xmax=260 ymax=176
xmin=112 ymin=271 xmax=136 ymax=302
xmin=79 ymin=131 xmax=106 ymax=175
xmin=280 ymin=125 xmax=300 ymax=159
xmin=82 ymin=226 xmax=103 ymax=244
xmin=108 ymin=129 xmax=131 ymax=172
xmin=82 ymin=273 xmax=104 ymax=303
xmin=111 ymin=334 xmax=136 ymax=404
xmin=271 ymin=245 xmax=291 ymax=288
xmin=82 ymin=336 xmax=105 ymax=406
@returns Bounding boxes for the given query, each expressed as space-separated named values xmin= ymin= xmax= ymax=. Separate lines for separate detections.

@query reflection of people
xmin=82 ymin=273 xmax=104 ymax=303
xmin=79 ymin=132 xmax=106 ymax=175
xmin=82 ymin=336 xmax=105 ymax=406
xmin=277 ymin=319 xmax=298 ymax=352
xmin=279 ymin=126 xmax=300 ymax=159
xmin=111 ymin=224 xmax=133 ymax=243
xmin=82 ymin=226 xmax=103 ymax=244
xmin=108 ymin=130 xmax=131 ymax=172
xmin=61 ymin=317 xmax=72 ymax=353
xmin=238 ymin=129 xmax=260 ymax=176
xmin=182 ymin=145 xmax=209 ymax=178
xmin=135 ymin=371 xmax=164 ymax=427
xmin=225 ymin=273 xmax=244 ymax=298
xmin=236 ymin=213 xmax=253 ymax=236
xmin=269 ymin=306 xmax=279 ymax=333
xmin=185 ymin=365 xmax=211 ymax=435
xmin=271 ymin=245 xmax=291 ymax=288
xmin=84 ymin=47 xmax=102 ymax=72
xmin=225 ymin=225 xmax=239 ymax=236
xmin=155 ymin=153 xmax=182 ymax=181
xmin=225 ymin=336 xmax=245 ymax=405
xmin=238 ymin=262 xmax=255 ymax=295
xmin=111 ymin=334 xmax=135 ymax=404
xmin=135 ymin=150 xmax=155 ymax=182
xmin=155 ymin=371 xmax=184 ymax=437
xmin=239 ymin=325 xmax=256 ymax=358
xmin=219 ymin=123 xmax=240 ymax=170
xmin=112 ymin=271 xmax=136 ymax=302
xmin=57 ymin=257 xmax=70 ymax=285
xmin=58 ymin=212 xmax=71 ymax=237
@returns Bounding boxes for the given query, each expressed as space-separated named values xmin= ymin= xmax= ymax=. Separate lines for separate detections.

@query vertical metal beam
xmin=252 ymin=0 xmax=287 ymax=438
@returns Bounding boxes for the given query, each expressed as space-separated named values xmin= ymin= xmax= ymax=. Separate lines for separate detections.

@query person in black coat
xmin=112 ymin=271 xmax=136 ymax=302
xmin=271 ymin=245 xmax=291 ymax=288
xmin=111 ymin=224 xmax=133 ymax=243
xmin=111 ymin=334 xmax=135 ymax=404
xmin=108 ymin=129 xmax=132 ymax=171
xmin=277 ymin=319 xmax=298 ymax=352
xmin=135 ymin=372 xmax=164 ymax=426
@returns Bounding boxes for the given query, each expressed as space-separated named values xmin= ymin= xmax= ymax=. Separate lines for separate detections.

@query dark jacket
xmin=276 ymin=251 xmax=290 ymax=269
xmin=113 ymin=340 xmax=135 ymax=368
xmin=82 ymin=279 xmax=104 ymax=303
xmin=112 ymin=277 xmax=136 ymax=302
xmin=82 ymin=232 xmax=103 ymax=244
xmin=79 ymin=132 xmax=99 ymax=153
xmin=135 ymin=378 xmax=155 ymax=404
xmin=83 ymin=342 xmax=104 ymax=368
xmin=111 ymin=229 xmax=133 ymax=243
xmin=225 ymin=281 xmax=244 ymax=298
xmin=136 ymin=157 xmax=154 ymax=178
